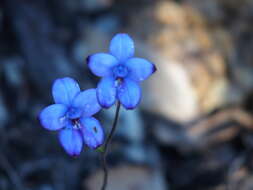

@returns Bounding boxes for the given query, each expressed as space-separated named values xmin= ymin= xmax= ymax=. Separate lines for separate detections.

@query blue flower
xmin=39 ymin=77 xmax=104 ymax=156
xmin=87 ymin=33 xmax=156 ymax=109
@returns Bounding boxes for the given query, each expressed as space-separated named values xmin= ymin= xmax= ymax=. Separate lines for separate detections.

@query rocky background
xmin=1 ymin=0 xmax=253 ymax=189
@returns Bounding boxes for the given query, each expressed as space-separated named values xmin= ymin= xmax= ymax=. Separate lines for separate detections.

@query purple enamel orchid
xmin=39 ymin=77 xmax=104 ymax=156
xmin=87 ymin=33 xmax=156 ymax=109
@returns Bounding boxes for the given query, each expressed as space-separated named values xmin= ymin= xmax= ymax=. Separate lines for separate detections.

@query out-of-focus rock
xmin=102 ymin=105 xmax=144 ymax=143
xmin=129 ymin=1 xmax=231 ymax=122
xmin=117 ymin=108 xmax=144 ymax=143
xmin=151 ymin=106 xmax=253 ymax=152
xmin=144 ymin=60 xmax=199 ymax=122
xmin=240 ymin=176 xmax=253 ymax=190
xmin=85 ymin=165 xmax=168 ymax=190
xmin=186 ymin=107 xmax=253 ymax=150
xmin=187 ymin=0 xmax=250 ymax=25
xmin=101 ymin=106 xmax=150 ymax=163
xmin=151 ymin=118 xmax=194 ymax=152
xmin=187 ymin=0 xmax=253 ymax=98
xmin=186 ymin=0 xmax=225 ymax=24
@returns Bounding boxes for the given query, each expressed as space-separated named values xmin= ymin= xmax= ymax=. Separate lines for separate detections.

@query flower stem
xmin=100 ymin=101 xmax=121 ymax=190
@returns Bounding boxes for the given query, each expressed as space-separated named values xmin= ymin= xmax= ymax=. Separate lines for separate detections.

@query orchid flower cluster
xmin=39 ymin=33 xmax=156 ymax=156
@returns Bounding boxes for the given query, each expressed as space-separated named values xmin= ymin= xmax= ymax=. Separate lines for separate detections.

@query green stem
xmin=100 ymin=101 xmax=121 ymax=190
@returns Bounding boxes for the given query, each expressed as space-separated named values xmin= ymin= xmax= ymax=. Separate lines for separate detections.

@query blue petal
xmin=97 ymin=77 xmax=117 ymax=108
xmin=87 ymin=53 xmax=118 ymax=77
xmin=125 ymin=58 xmax=156 ymax=82
xmin=52 ymin=77 xmax=80 ymax=106
xmin=72 ymin=89 xmax=101 ymax=117
xmin=80 ymin=117 xmax=104 ymax=149
xmin=117 ymin=78 xmax=141 ymax=109
xmin=39 ymin=104 xmax=67 ymax=131
xmin=109 ymin=33 xmax=134 ymax=61
xmin=59 ymin=127 xmax=83 ymax=156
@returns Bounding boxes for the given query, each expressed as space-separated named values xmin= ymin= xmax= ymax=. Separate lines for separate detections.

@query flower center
xmin=71 ymin=119 xmax=82 ymax=129
xmin=66 ymin=107 xmax=82 ymax=120
xmin=113 ymin=65 xmax=128 ymax=78
xmin=59 ymin=108 xmax=83 ymax=130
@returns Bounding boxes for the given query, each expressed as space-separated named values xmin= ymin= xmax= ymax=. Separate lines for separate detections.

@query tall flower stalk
xmin=87 ymin=33 xmax=156 ymax=189
xmin=100 ymin=101 xmax=121 ymax=190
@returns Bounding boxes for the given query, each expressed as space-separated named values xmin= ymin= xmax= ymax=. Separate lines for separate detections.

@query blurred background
xmin=1 ymin=0 xmax=253 ymax=189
